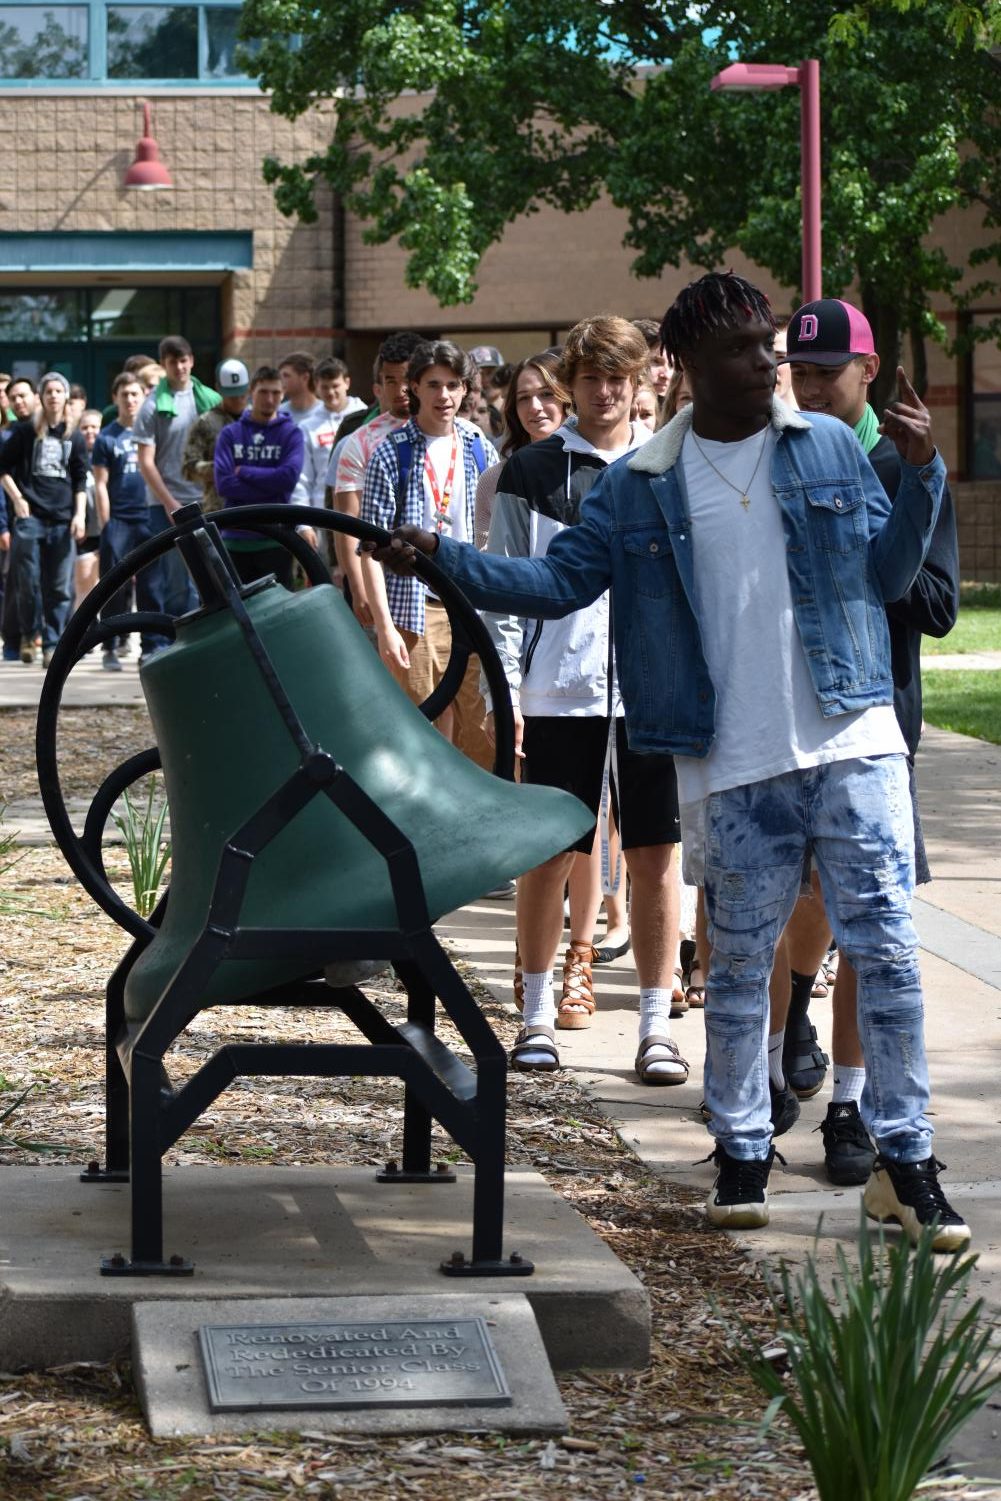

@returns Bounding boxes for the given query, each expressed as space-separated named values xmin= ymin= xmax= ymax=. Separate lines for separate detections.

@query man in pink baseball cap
xmin=780 ymin=298 xmax=879 ymax=440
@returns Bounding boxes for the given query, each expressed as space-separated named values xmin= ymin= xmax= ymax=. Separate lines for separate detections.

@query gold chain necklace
xmin=689 ymin=425 xmax=769 ymax=511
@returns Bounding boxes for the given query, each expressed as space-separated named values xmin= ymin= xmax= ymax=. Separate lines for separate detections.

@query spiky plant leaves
xmin=739 ymin=1210 xmax=1000 ymax=1501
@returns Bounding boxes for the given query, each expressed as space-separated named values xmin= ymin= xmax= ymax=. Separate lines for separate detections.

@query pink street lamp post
xmin=710 ymin=60 xmax=822 ymax=303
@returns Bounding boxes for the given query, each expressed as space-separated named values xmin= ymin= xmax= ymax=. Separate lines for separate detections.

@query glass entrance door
xmin=0 ymin=285 xmax=221 ymax=409
xmin=4 ymin=342 xmax=85 ymax=390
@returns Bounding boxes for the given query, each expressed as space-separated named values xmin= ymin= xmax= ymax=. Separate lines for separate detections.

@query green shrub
xmin=741 ymin=1213 xmax=1001 ymax=1501
xmin=112 ymin=775 xmax=171 ymax=918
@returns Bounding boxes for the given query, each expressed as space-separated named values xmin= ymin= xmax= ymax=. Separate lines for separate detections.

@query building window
xmin=107 ymin=5 xmax=198 ymax=78
xmin=0 ymin=0 xmax=253 ymax=83
xmin=0 ymin=5 xmax=88 ymax=77
xmin=0 ymin=289 xmax=89 ymax=340
xmin=970 ymin=313 xmax=1001 ymax=479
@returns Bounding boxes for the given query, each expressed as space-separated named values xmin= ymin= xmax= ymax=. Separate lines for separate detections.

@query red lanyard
xmin=424 ymin=432 xmax=458 ymax=533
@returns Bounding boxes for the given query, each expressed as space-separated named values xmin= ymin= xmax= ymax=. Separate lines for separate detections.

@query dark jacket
xmin=869 ymin=435 xmax=960 ymax=756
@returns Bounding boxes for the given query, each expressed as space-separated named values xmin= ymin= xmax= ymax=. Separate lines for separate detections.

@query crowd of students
xmin=0 ymin=284 xmax=967 ymax=1250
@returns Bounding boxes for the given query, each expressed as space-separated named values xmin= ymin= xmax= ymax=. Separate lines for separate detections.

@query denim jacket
xmin=434 ymin=399 xmax=944 ymax=758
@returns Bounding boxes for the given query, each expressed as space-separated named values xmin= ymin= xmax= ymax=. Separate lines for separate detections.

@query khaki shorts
xmin=389 ymin=602 xmax=493 ymax=770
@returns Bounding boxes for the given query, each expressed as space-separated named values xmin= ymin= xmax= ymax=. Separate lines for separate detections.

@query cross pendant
xmin=740 ymin=495 xmax=750 ymax=511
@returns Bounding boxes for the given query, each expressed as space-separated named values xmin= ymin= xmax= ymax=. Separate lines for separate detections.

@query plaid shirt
xmin=362 ymin=417 xmax=497 ymax=635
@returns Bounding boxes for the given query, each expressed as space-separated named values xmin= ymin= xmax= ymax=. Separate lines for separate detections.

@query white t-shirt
xmin=675 ymin=425 xmax=904 ymax=804
xmin=422 ymin=432 xmax=469 ymax=545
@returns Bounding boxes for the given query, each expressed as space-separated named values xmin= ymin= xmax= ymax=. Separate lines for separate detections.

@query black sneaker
xmin=863 ymin=1154 xmax=971 ymax=1252
xmin=770 ymin=1079 xmax=801 ymax=1137
xmin=706 ymin=1143 xmax=774 ymax=1228
xmin=819 ymin=1101 xmax=875 ymax=1186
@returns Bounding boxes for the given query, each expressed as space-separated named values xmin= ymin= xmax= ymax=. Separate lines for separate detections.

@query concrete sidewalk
xmin=920 ymin=650 xmax=1001 ymax=671
xmin=440 ymin=723 xmax=1001 ymax=1482
xmin=0 ymin=651 xmax=146 ymax=709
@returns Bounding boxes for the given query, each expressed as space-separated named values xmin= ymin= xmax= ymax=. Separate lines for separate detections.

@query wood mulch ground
xmin=0 ymin=706 xmax=992 ymax=1500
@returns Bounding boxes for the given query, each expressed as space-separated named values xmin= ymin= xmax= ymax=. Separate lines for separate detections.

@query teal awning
xmin=0 ymin=231 xmax=253 ymax=273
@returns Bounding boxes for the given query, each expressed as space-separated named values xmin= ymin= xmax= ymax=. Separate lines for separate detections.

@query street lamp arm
xmin=710 ymin=62 xmax=801 ymax=91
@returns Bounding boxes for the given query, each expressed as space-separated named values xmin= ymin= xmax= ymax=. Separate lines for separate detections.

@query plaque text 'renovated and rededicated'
xmin=199 ymin=1317 xmax=511 ymax=1412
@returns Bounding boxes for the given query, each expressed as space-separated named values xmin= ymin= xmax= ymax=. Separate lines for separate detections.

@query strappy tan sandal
xmin=557 ymin=940 xmax=597 ymax=1030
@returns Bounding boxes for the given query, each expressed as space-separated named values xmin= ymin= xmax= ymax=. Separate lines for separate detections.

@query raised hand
xmin=879 ymin=366 xmax=935 ymax=467
xmin=360 ymin=524 xmax=439 ymax=574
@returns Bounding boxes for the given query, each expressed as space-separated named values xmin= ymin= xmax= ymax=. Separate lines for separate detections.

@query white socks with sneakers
xmin=638 ymin=987 xmax=686 ymax=1079
xmin=832 ymin=1064 xmax=865 ymax=1104
xmin=768 ymin=1029 xmax=785 ymax=1088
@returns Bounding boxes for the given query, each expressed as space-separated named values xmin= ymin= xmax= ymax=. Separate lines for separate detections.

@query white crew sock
xmin=768 ymin=1029 xmax=786 ymax=1088
xmin=638 ymin=987 xmax=685 ymax=1079
xmin=515 ymin=971 xmax=557 ymax=1066
xmin=521 ymin=971 xmax=555 ymax=1030
xmin=831 ymin=1063 xmax=865 ymax=1105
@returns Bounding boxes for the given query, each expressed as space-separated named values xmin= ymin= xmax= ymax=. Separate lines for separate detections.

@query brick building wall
xmin=0 ymin=92 xmax=338 ymax=372
xmin=954 ymin=483 xmax=1001 ymax=582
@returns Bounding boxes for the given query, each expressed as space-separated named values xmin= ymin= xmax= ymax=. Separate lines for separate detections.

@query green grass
xmin=923 ymin=583 xmax=1001 ymax=656
xmin=922 ymin=669 xmax=1001 ymax=744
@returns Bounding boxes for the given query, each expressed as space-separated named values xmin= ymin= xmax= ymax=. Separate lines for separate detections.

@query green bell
xmin=123 ymin=579 xmax=593 ymax=1022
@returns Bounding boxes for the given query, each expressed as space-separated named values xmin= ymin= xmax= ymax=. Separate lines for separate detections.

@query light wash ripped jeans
xmin=701 ymin=754 xmax=933 ymax=1164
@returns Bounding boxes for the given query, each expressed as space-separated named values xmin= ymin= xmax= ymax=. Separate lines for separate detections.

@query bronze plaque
xmin=199 ymin=1316 xmax=511 ymax=1412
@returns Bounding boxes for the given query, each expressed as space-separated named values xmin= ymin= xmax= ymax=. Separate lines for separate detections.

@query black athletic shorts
xmin=520 ymin=716 xmax=680 ymax=855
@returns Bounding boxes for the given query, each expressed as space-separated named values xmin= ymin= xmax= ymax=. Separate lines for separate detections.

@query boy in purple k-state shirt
xmin=214 ymin=363 xmax=310 ymax=589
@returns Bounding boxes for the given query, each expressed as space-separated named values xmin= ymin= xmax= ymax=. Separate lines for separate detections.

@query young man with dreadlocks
xmin=365 ymin=271 xmax=967 ymax=1251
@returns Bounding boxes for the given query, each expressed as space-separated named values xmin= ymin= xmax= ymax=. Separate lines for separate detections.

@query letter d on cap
xmin=799 ymin=314 xmax=819 ymax=342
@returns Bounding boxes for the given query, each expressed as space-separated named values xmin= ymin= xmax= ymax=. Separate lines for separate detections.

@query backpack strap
xmin=391 ymin=430 xmax=414 ymax=529
xmin=392 ymin=427 xmax=487 ymax=528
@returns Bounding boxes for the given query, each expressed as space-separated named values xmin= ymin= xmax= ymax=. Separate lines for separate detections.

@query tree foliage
xmin=239 ymin=0 xmax=1001 ymax=406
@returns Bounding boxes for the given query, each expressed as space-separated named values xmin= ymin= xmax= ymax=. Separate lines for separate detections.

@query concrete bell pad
xmin=133 ymin=1293 xmax=566 ymax=1438
xmin=0 ymin=1167 xmax=648 ymax=1372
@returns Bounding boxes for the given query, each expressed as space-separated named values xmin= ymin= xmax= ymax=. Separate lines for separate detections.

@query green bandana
xmin=853 ymin=403 xmax=880 ymax=455
xmin=154 ymin=375 xmax=221 ymax=419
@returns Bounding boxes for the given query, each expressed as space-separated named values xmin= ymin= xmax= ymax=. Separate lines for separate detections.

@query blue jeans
xmin=703 ymin=754 xmax=932 ymax=1164
xmin=99 ymin=514 xmax=156 ymax=652
xmin=10 ymin=513 xmax=75 ymax=649
xmin=140 ymin=505 xmax=198 ymax=652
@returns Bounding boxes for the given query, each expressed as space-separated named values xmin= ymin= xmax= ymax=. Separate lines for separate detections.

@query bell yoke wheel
xmin=35 ymin=503 xmax=517 ymax=941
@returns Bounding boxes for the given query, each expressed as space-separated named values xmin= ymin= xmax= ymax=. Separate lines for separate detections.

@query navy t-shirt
xmin=91 ymin=421 xmax=146 ymax=522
